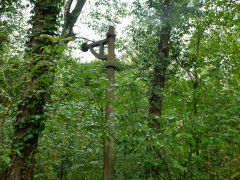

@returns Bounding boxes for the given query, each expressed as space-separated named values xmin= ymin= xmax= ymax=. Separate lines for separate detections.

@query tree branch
xmin=62 ymin=0 xmax=87 ymax=36
xmin=63 ymin=0 xmax=73 ymax=28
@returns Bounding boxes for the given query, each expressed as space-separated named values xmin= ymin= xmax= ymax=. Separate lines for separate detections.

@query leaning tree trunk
xmin=5 ymin=1 xmax=61 ymax=179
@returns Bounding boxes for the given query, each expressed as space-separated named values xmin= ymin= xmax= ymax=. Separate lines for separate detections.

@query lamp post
xmin=81 ymin=26 xmax=116 ymax=179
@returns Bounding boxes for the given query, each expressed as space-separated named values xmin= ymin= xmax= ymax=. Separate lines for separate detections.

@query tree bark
xmin=5 ymin=1 xmax=61 ymax=179
xmin=5 ymin=0 xmax=86 ymax=179
xmin=149 ymin=0 xmax=172 ymax=131
xmin=147 ymin=0 xmax=172 ymax=177
xmin=62 ymin=0 xmax=87 ymax=36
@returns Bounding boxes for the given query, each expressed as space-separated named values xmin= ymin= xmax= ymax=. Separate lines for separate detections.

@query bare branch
xmin=63 ymin=0 xmax=73 ymax=27
xmin=71 ymin=0 xmax=86 ymax=25
xmin=62 ymin=0 xmax=87 ymax=36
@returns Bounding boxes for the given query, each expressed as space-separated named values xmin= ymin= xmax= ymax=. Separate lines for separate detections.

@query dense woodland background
xmin=0 ymin=0 xmax=240 ymax=179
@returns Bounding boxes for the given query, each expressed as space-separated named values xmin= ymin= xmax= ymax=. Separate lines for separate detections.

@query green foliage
xmin=1 ymin=0 xmax=240 ymax=179
xmin=0 ymin=4 xmax=26 ymax=178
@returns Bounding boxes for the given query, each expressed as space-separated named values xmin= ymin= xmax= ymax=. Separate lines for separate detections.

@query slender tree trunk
xmin=6 ymin=1 xmax=61 ymax=179
xmin=1 ymin=117 xmax=5 ymax=179
xmin=185 ymin=21 xmax=203 ymax=179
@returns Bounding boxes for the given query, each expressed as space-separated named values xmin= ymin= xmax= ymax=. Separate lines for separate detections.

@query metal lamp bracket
xmin=81 ymin=39 xmax=108 ymax=60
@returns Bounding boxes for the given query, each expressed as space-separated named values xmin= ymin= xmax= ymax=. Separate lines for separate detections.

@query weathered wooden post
xmin=81 ymin=26 xmax=116 ymax=179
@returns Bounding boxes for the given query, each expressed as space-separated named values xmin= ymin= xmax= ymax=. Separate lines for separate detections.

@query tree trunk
xmin=149 ymin=0 xmax=172 ymax=131
xmin=6 ymin=1 xmax=61 ymax=179
xmin=147 ymin=0 xmax=172 ymax=177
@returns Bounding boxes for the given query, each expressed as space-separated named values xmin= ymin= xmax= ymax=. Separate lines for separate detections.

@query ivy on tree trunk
xmin=149 ymin=0 xmax=172 ymax=132
xmin=6 ymin=1 xmax=62 ymax=179
xmin=147 ymin=0 xmax=172 ymax=177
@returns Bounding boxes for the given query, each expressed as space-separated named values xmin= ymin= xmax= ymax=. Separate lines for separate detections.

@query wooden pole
xmin=81 ymin=26 xmax=116 ymax=179
xmin=103 ymin=26 xmax=116 ymax=180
